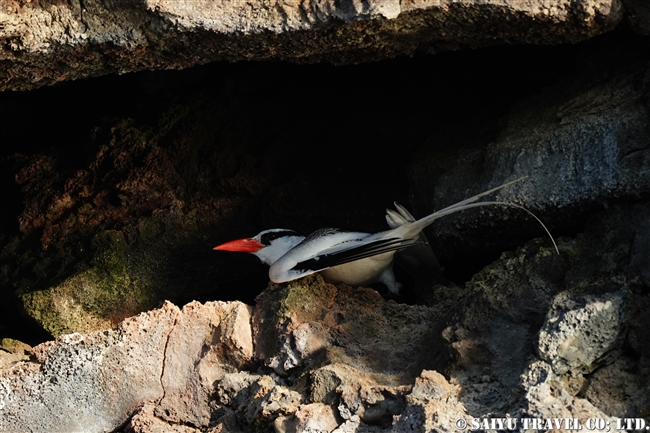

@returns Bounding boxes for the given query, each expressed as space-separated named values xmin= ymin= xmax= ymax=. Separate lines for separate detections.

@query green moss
xmin=281 ymin=276 xmax=336 ymax=317
xmin=0 ymin=338 xmax=31 ymax=354
xmin=19 ymin=230 xmax=160 ymax=337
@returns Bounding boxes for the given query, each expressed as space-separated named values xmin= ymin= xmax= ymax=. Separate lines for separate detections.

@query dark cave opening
xmin=0 ymin=27 xmax=647 ymax=344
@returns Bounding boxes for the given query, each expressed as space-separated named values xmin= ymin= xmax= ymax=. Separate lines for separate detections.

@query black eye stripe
xmin=260 ymin=230 xmax=300 ymax=246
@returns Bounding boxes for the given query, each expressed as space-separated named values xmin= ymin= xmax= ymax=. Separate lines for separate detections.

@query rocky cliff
xmin=1 ymin=1 xmax=650 ymax=432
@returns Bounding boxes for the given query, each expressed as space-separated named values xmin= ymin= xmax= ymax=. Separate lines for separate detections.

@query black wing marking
xmin=291 ymin=237 xmax=423 ymax=274
xmin=260 ymin=229 xmax=302 ymax=246
xmin=298 ymin=228 xmax=348 ymax=245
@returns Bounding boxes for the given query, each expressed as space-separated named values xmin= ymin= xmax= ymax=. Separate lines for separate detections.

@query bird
xmin=213 ymin=177 xmax=557 ymax=295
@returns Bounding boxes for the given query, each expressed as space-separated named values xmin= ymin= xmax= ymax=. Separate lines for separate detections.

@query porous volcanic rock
xmin=2 ymin=226 xmax=649 ymax=433
xmin=0 ymin=300 xmax=256 ymax=433
xmin=0 ymin=302 xmax=179 ymax=433
xmin=438 ymin=203 xmax=650 ymax=424
xmin=537 ymin=291 xmax=627 ymax=376
xmin=252 ymin=276 xmax=449 ymax=377
xmin=0 ymin=0 xmax=624 ymax=91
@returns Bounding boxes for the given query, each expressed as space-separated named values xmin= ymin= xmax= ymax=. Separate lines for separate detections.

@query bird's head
xmin=213 ymin=228 xmax=304 ymax=266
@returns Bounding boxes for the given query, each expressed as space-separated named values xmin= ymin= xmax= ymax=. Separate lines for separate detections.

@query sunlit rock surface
xmin=1 ymin=0 xmax=625 ymax=91
xmin=1 ymin=302 xmax=178 ymax=432
xmin=2 ymin=243 xmax=648 ymax=432
xmin=0 ymin=6 xmax=649 ymax=432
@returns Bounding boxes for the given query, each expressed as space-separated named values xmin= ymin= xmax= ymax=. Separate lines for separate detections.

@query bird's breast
xmin=319 ymin=252 xmax=395 ymax=287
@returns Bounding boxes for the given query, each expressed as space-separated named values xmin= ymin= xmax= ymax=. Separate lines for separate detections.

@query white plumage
xmin=214 ymin=177 xmax=557 ymax=294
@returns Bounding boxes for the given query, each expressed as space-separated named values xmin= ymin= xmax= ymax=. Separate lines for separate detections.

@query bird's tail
xmin=389 ymin=176 xmax=559 ymax=254
xmin=386 ymin=202 xmax=443 ymax=275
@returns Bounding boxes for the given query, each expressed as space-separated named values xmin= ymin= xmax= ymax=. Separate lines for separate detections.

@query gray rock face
xmin=522 ymin=360 xmax=612 ymax=425
xmin=0 ymin=0 xmax=624 ymax=91
xmin=410 ymin=39 xmax=650 ymax=262
xmin=538 ymin=292 xmax=628 ymax=375
xmin=0 ymin=303 xmax=179 ymax=433
xmin=441 ymin=203 xmax=650 ymax=422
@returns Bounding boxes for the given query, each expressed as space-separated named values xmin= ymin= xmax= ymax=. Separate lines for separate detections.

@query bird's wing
xmin=269 ymin=236 xmax=423 ymax=283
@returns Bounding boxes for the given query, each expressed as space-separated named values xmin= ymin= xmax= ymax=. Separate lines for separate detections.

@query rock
xmin=1 ymin=9 xmax=649 ymax=432
xmin=243 ymin=376 xmax=303 ymax=428
xmin=214 ymin=371 xmax=263 ymax=411
xmin=251 ymin=275 xmax=454 ymax=429
xmin=5 ymin=108 xmax=266 ymax=338
xmin=0 ymin=0 xmax=623 ymax=91
xmin=127 ymin=403 xmax=243 ymax=433
xmin=433 ymin=203 xmax=649 ymax=423
xmin=538 ymin=292 xmax=628 ymax=375
xmin=3 ymin=29 xmax=648 ymax=341
xmin=523 ymin=360 xmax=613 ymax=427
xmin=127 ymin=403 xmax=203 ymax=433
xmin=409 ymin=37 xmax=650 ymax=262
xmin=0 ymin=302 xmax=179 ymax=433
xmin=0 ymin=276 xmax=456 ymax=432
xmin=214 ymin=371 xmax=305 ymax=429
xmin=154 ymin=301 xmax=254 ymax=428
xmin=622 ymin=0 xmax=650 ymax=35
xmin=0 ymin=338 xmax=32 ymax=370
xmin=393 ymin=370 xmax=469 ymax=433
xmin=252 ymin=275 xmax=447 ymax=377
xmin=18 ymin=230 xmax=154 ymax=337
xmin=310 ymin=363 xmax=411 ymax=427
xmin=2 ymin=227 xmax=649 ymax=432
xmin=584 ymin=356 xmax=650 ymax=418
xmin=440 ymin=238 xmax=567 ymax=414
xmin=275 ymin=403 xmax=339 ymax=433
xmin=0 ymin=300 xmax=256 ymax=433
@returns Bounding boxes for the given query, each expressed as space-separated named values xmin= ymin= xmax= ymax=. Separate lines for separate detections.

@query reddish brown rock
xmin=127 ymin=403 xmax=202 ymax=433
xmin=155 ymin=301 xmax=254 ymax=428
xmin=1 ymin=255 xmax=648 ymax=433
xmin=8 ymin=103 xmax=266 ymax=338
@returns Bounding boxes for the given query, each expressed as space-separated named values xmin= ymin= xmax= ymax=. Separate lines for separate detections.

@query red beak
xmin=213 ymin=237 xmax=264 ymax=253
